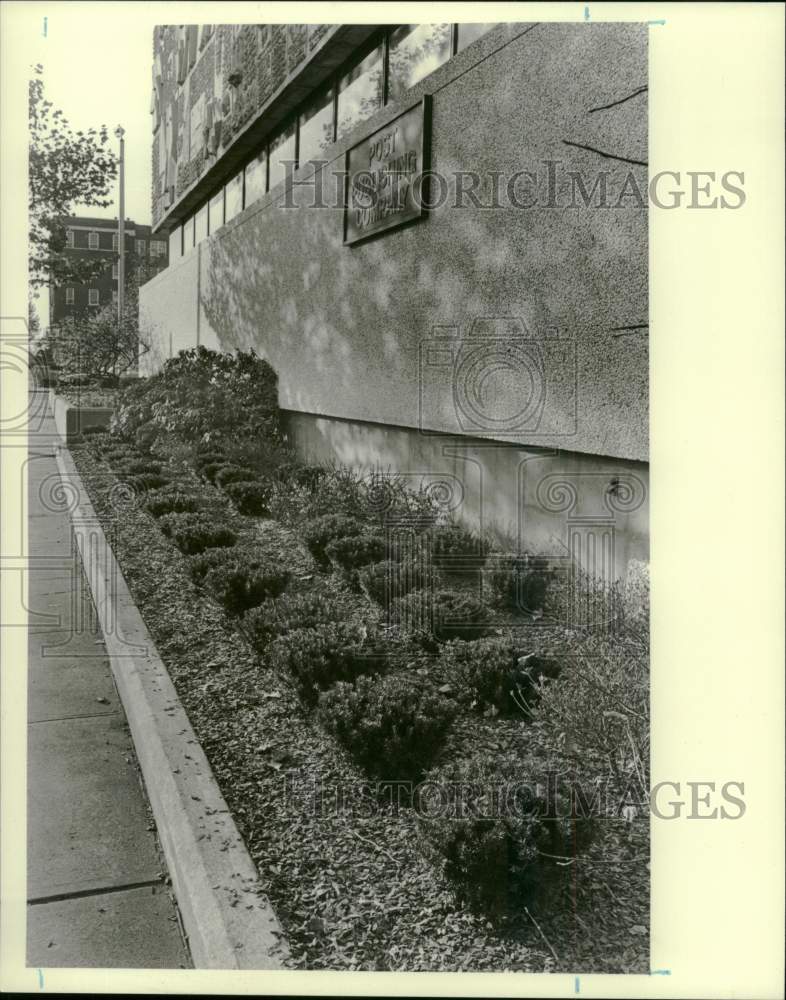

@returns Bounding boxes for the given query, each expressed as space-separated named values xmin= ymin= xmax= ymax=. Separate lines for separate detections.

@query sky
xmin=23 ymin=2 xmax=157 ymax=224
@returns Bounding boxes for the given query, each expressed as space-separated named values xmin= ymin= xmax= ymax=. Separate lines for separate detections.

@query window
xmin=66 ymin=230 xmax=74 ymax=248
xmin=387 ymin=23 xmax=452 ymax=102
xmin=88 ymin=232 xmax=99 ymax=250
xmin=456 ymin=23 xmax=496 ymax=52
xmin=209 ymin=189 xmax=224 ymax=234
xmin=65 ymin=288 xmax=75 ymax=304
xmin=112 ymin=233 xmax=119 ymax=250
xmin=112 ymin=262 xmax=119 ymax=279
xmin=150 ymin=239 xmax=167 ymax=258
xmin=244 ymin=151 xmax=267 ymax=207
xmin=169 ymin=228 xmax=181 ymax=261
xmin=336 ymin=43 xmax=384 ymax=141
xmin=268 ymin=121 xmax=296 ymax=191
xmin=88 ymin=289 xmax=99 ymax=306
xmin=136 ymin=239 xmax=146 ymax=255
xmin=298 ymin=86 xmax=334 ymax=164
xmin=183 ymin=217 xmax=195 ymax=251
xmin=224 ymin=171 xmax=243 ymax=222
xmin=194 ymin=203 xmax=208 ymax=244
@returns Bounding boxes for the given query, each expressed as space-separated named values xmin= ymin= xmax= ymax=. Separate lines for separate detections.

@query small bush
xmin=158 ymin=512 xmax=237 ymax=555
xmin=125 ymin=472 xmax=170 ymax=493
xmin=143 ymin=486 xmax=201 ymax=518
xmin=115 ymin=459 xmax=164 ymax=476
xmin=188 ymin=547 xmax=237 ymax=585
xmin=201 ymin=462 xmax=231 ymax=484
xmin=193 ymin=450 xmax=228 ymax=471
xmin=325 ymin=530 xmax=386 ymax=576
xmin=223 ymin=479 xmax=273 ymax=516
xmin=202 ymin=551 xmax=290 ymax=615
xmin=80 ymin=425 xmax=110 ymax=437
xmin=302 ymin=514 xmax=366 ymax=565
xmin=486 ymin=554 xmax=553 ymax=616
xmin=393 ymin=588 xmax=490 ymax=643
xmin=318 ymin=673 xmax=456 ymax=781
xmin=266 ymin=623 xmax=382 ymax=703
xmin=417 ymin=753 xmax=594 ymax=916
xmin=358 ymin=557 xmax=433 ymax=607
xmin=429 ymin=523 xmax=491 ymax=562
xmin=242 ymin=590 xmax=343 ymax=652
xmin=438 ymin=639 xmax=561 ymax=716
xmin=214 ymin=465 xmax=258 ymax=489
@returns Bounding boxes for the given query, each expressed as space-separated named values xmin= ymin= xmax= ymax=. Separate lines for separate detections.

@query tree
xmin=47 ymin=259 xmax=156 ymax=380
xmin=29 ymin=64 xmax=118 ymax=288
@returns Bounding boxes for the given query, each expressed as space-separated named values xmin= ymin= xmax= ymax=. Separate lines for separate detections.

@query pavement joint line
xmin=54 ymin=443 xmax=290 ymax=970
xmin=28 ymin=878 xmax=164 ymax=906
xmin=28 ymin=710 xmax=121 ymax=725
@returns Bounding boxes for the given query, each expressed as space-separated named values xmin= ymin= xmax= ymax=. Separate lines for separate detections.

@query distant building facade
xmin=49 ymin=217 xmax=169 ymax=326
xmin=141 ymin=22 xmax=649 ymax=574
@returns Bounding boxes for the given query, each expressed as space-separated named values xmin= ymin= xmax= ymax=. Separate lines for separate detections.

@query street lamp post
xmin=114 ymin=127 xmax=125 ymax=363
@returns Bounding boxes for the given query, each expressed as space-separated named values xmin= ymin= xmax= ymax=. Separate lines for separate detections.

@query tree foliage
xmin=29 ymin=64 xmax=118 ymax=287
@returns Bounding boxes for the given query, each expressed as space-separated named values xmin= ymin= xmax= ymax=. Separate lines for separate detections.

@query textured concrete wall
xmin=142 ymin=22 xmax=648 ymax=466
xmin=284 ymin=410 xmax=649 ymax=575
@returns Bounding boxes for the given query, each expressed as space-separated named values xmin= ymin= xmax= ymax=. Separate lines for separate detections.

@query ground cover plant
xmin=69 ymin=353 xmax=650 ymax=974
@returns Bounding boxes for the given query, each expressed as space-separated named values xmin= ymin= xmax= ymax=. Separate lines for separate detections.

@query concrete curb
xmin=50 ymin=391 xmax=113 ymax=443
xmin=54 ymin=444 xmax=290 ymax=970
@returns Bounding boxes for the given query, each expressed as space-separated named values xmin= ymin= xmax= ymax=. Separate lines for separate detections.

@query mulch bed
xmin=70 ymin=439 xmax=649 ymax=972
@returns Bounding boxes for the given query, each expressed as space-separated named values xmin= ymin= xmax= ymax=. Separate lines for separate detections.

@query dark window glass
xmin=209 ymin=189 xmax=224 ymax=234
xmin=194 ymin=202 xmax=208 ymax=244
xmin=456 ymin=23 xmax=496 ymax=52
xmin=244 ymin=151 xmax=267 ymax=207
xmin=269 ymin=122 xmax=296 ymax=191
xmin=387 ymin=24 xmax=452 ymax=102
xmin=225 ymin=171 xmax=243 ymax=221
xmin=336 ymin=44 xmax=384 ymax=141
xmin=298 ymin=86 xmax=334 ymax=163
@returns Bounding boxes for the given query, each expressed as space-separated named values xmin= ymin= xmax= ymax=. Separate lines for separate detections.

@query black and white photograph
xmin=0 ymin=2 xmax=783 ymax=995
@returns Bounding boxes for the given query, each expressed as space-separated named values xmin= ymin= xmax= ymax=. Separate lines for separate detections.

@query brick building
xmin=49 ymin=216 xmax=169 ymax=326
xmin=142 ymin=22 xmax=649 ymax=573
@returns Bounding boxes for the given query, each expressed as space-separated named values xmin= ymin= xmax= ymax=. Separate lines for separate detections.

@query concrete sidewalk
xmin=26 ymin=391 xmax=190 ymax=968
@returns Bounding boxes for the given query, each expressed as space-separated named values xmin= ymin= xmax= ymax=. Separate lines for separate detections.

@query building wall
xmin=50 ymin=218 xmax=168 ymax=326
xmin=141 ymin=21 xmax=649 ymax=566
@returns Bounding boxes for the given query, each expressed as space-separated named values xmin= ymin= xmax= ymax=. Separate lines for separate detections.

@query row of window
xmin=64 ymin=288 xmax=111 ymax=306
xmin=169 ymin=22 xmax=496 ymax=260
xmin=66 ymin=230 xmax=167 ymax=256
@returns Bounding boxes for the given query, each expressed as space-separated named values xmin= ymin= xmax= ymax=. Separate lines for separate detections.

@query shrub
xmin=417 ymin=753 xmax=594 ymax=916
xmin=143 ymin=486 xmax=202 ymax=518
xmin=318 ymin=673 xmax=456 ymax=781
xmin=393 ymin=589 xmax=490 ymax=643
xmin=115 ymin=459 xmax=164 ymax=476
xmin=193 ymin=450 xmax=228 ymax=471
xmin=201 ymin=551 xmax=290 ymax=615
xmin=438 ymin=639 xmax=561 ymax=716
xmin=429 ymin=523 xmax=491 ymax=562
xmin=158 ymin=512 xmax=237 ymax=555
xmin=112 ymin=347 xmax=283 ymax=446
xmin=188 ymin=547 xmax=237 ymax=585
xmin=80 ymin=425 xmax=110 ymax=437
xmin=242 ymin=590 xmax=344 ymax=652
xmin=302 ymin=514 xmax=366 ymax=565
xmin=486 ymin=554 xmax=554 ymax=616
xmin=358 ymin=557 xmax=433 ymax=607
xmin=223 ymin=479 xmax=272 ymax=516
xmin=266 ymin=623 xmax=382 ymax=703
xmin=214 ymin=465 xmax=258 ymax=489
xmin=201 ymin=461 xmax=229 ymax=484
xmin=325 ymin=530 xmax=386 ymax=576
xmin=134 ymin=421 xmax=159 ymax=453
xmin=125 ymin=472 xmax=170 ymax=493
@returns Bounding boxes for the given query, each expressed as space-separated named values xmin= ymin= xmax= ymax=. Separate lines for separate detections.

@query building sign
xmin=344 ymin=96 xmax=431 ymax=246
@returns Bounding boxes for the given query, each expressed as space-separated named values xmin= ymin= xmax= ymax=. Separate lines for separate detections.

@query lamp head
xmin=114 ymin=126 xmax=125 ymax=139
